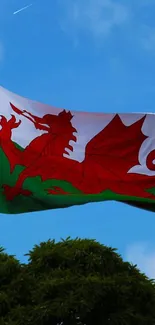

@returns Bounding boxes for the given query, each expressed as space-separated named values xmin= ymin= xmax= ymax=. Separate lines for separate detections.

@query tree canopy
xmin=1 ymin=237 xmax=155 ymax=325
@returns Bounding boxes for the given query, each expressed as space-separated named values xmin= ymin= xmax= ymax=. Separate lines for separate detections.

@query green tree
xmin=1 ymin=238 xmax=155 ymax=325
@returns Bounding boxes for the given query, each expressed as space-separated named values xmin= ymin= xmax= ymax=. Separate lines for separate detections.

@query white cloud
xmin=126 ymin=242 xmax=155 ymax=279
xmin=59 ymin=0 xmax=129 ymax=40
xmin=59 ymin=0 xmax=155 ymax=52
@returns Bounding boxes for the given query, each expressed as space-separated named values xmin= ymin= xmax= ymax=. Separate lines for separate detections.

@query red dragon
xmin=0 ymin=102 xmax=155 ymax=201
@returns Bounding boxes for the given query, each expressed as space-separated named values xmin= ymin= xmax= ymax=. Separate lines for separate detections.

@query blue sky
xmin=1 ymin=0 xmax=155 ymax=278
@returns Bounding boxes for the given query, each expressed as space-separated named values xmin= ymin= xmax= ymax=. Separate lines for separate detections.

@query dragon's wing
xmin=85 ymin=114 xmax=146 ymax=177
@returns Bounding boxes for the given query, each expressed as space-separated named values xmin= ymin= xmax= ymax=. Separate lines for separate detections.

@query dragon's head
xmin=44 ymin=109 xmax=77 ymax=157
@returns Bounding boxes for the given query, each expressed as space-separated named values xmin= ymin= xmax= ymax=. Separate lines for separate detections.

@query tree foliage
xmin=0 ymin=238 xmax=155 ymax=325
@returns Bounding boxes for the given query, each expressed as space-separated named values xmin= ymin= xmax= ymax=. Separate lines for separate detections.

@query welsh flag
xmin=1 ymin=86 xmax=155 ymax=214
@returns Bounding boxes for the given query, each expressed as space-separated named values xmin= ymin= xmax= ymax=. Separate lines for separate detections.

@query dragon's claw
xmin=0 ymin=115 xmax=7 ymax=126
